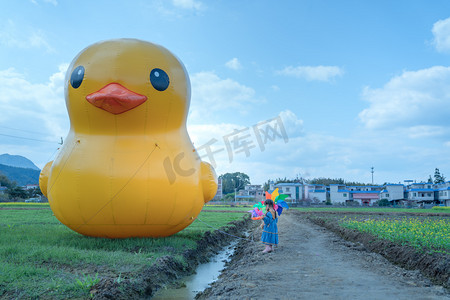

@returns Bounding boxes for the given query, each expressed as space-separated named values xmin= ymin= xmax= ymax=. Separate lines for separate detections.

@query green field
xmin=0 ymin=202 xmax=50 ymax=207
xmin=202 ymin=205 xmax=251 ymax=212
xmin=0 ymin=206 xmax=246 ymax=299
xmin=340 ymin=216 xmax=450 ymax=254
xmin=304 ymin=208 xmax=450 ymax=255
xmin=292 ymin=206 xmax=450 ymax=214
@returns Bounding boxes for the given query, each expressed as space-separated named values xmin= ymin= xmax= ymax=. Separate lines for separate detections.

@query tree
xmin=222 ymin=192 xmax=235 ymax=202
xmin=263 ymin=180 xmax=271 ymax=192
xmin=262 ymin=176 xmax=305 ymax=192
xmin=219 ymin=172 xmax=250 ymax=194
xmin=0 ymin=173 xmax=13 ymax=188
xmin=433 ymin=168 xmax=446 ymax=184
xmin=427 ymin=175 xmax=433 ymax=183
xmin=6 ymin=186 xmax=27 ymax=201
xmin=307 ymin=177 xmax=345 ymax=185
xmin=378 ymin=199 xmax=390 ymax=207
xmin=27 ymin=187 xmax=42 ymax=198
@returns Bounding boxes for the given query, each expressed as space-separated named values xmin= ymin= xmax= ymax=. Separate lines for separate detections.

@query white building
xmin=265 ymin=181 xmax=450 ymax=207
xmin=272 ymin=182 xmax=304 ymax=203
xmin=406 ymin=183 xmax=435 ymax=203
xmin=380 ymin=184 xmax=405 ymax=202
xmin=25 ymin=184 xmax=39 ymax=190
xmin=213 ymin=178 xmax=223 ymax=200
xmin=347 ymin=186 xmax=383 ymax=206
xmin=305 ymin=184 xmax=327 ymax=203
xmin=436 ymin=181 xmax=450 ymax=206
xmin=240 ymin=184 xmax=265 ymax=201
xmin=329 ymin=184 xmax=350 ymax=204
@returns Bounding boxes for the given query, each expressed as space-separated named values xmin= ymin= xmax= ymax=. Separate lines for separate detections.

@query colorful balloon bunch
xmin=249 ymin=188 xmax=290 ymax=220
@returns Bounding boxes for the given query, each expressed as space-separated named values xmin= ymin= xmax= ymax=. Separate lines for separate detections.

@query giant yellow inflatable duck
xmin=39 ymin=39 xmax=218 ymax=238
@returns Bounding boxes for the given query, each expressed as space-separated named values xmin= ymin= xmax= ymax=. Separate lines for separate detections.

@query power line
xmin=0 ymin=125 xmax=50 ymax=137
xmin=0 ymin=133 xmax=57 ymax=144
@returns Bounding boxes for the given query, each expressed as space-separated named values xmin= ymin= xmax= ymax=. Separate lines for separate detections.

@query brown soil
xmin=196 ymin=211 xmax=449 ymax=300
xmin=90 ymin=216 xmax=251 ymax=299
xmin=307 ymin=213 xmax=450 ymax=288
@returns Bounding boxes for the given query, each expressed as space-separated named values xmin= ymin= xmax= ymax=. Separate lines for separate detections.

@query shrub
xmin=378 ymin=199 xmax=390 ymax=207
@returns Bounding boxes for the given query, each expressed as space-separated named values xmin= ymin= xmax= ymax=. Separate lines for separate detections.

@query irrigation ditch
xmin=90 ymin=215 xmax=251 ymax=299
xmin=90 ymin=210 xmax=449 ymax=299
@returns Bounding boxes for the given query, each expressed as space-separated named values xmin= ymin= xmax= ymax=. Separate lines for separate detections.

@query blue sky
xmin=1 ymin=0 xmax=450 ymax=185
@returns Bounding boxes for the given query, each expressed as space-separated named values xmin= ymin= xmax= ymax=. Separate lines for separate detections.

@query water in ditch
xmin=152 ymin=240 xmax=238 ymax=299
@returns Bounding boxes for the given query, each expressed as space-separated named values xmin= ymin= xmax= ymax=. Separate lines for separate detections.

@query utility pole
xmin=371 ymin=167 xmax=374 ymax=185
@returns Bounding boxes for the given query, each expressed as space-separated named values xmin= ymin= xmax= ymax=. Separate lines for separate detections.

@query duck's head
xmin=65 ymin=39 xmax=190 ymax=134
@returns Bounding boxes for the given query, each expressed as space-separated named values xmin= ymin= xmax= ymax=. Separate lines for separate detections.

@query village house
xmin=271 ymin=182 xmax=304 ymax=203
xmin=380 ymin=184 xmax=405 ymax=204
xmin=24 ymin=184 xmax=39 ymax=190
xmin=405 ymin=182 xmax=435 ymax=204
xmin=237 ymin=184 xmax=265 ymax=202
xmin=329 ymin=184 xmax=350 ymax=204
xmin=305 ymin=184 xmax=327 ymax=203
xmin=347 ymin=185 xmax=383 ymax=206
xmin=228 ymin=180 xmax=450 ymax=207
xmin=436 ymin=181 xmax=450 ymax=207
xmin=213 ymin=178 xmax=223 ymax=201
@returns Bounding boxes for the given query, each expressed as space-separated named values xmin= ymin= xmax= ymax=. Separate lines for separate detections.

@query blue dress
xmin=261 ymin=211 xmax=278 ymax=245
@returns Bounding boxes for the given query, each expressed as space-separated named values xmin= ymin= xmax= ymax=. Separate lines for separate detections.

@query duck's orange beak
xmin=86 ymin=83 xmax=147 ymax=115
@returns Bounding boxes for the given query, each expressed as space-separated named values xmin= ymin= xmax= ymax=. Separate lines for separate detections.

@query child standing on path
xmin=260 ymin=199 xmax=278 ymax=253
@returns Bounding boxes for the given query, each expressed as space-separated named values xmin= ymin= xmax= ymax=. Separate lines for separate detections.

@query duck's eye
xmin=70 ymin=66 xmax=85 ymax=89
xmin=150 ymin=68 xmax=169 ymax=91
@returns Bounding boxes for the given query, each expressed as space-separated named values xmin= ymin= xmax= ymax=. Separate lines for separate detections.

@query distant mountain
xmin=0 ymin=154 xmax=40 ymax=171
xmin=0 ymin=164 xmax=40 ymax=186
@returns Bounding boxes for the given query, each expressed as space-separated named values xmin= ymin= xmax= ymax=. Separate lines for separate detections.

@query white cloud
xmin=225 ymin=58 xmax=242 ymax=70
xmin=432 ymin=17 xmax=450 ymax=53
xmin=187 ymin=110 xmax=304 ymax=182
xmin=189 ymin=71 xmax=260 ymax=122
xmin=172 ymin=0 xmax=203 ymax=11
xmin=189 ymin=109 xmax=303 ymax=147
xmin=0 ymin=20 xmax=54 ymax=53
xmin=44 ymin=0 xmax=58 ymax=5
xmin=406 ymin=125 xmax=447 ymax=139
xmin=0 ymin=65 xmax=68 ymax=142
xmin=276 ymin=65 xmax=344 ymax=82
xmin=152 ymin=0 xmax=205 ymax=21
xmin=30 ymin=0 xmax=58 ymax=5
xmin=279 ymin=110 xmax=304 ymax=138
xmin=359 ymin=66 xmax=450 ymax=130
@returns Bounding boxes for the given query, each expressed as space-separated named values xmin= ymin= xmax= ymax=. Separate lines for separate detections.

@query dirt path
xmin=197 ymin=211 xmax=449 ymax=300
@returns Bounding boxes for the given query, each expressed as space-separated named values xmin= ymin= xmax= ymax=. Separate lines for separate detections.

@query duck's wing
xmin=39 ymin=161 xmax=53 ymax=198
xmin=200 ymin=161 xmax=218 ymax=203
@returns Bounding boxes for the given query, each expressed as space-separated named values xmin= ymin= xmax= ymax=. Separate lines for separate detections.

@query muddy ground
xmin=307 ymin=213 xmax=450 ymax=288
xmin=90 ymin=217 xmax=251 ymax=299
xmin=197 ymin=211 xmax=449 ymax=300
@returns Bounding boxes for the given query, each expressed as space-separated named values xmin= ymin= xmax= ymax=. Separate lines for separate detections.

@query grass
xmin=0 ymin=202 xmax=50 ymax=207
xmin=0 ymin=206 xmax=246 ymax=299
xmin=202 ymin=205 xmax=251 ymax=212
xmin=340 ymin=216 xmax=450 ymax=254
xmin=291 ymin=206 xmax=450 ymax=214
